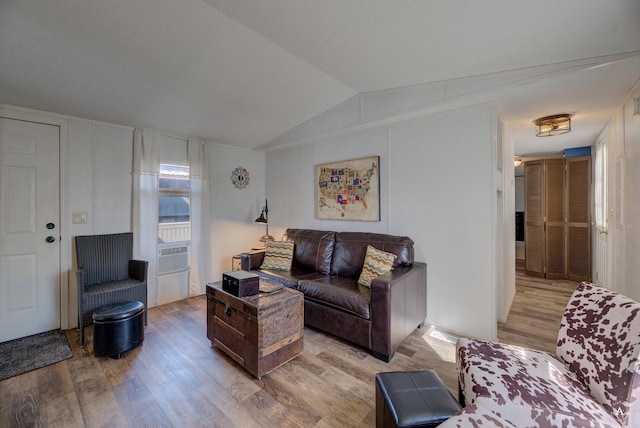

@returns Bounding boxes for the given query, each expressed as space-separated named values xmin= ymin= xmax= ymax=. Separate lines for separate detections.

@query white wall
xmin=1 ymin=104 xmax=265 ymax=328
xmin=623 ymin=87 xmax=640 ymax=301
xmin=67 ymin=119 xmax=134 ymax=325
xmin=595 ymin=81 xmax=640 ymax=301
xmin=266 ymin=103 xmax=510 ymax=340
xmin=209 ymin=143 xmax=266 ymax=280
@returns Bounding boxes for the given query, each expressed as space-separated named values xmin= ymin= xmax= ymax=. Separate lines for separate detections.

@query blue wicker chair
xmin=75 ymin=232 xmax=148 ymax=346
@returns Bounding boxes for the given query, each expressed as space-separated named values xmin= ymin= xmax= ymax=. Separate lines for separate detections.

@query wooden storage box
xmin=206 ymin=282 xmax=303 ymax=379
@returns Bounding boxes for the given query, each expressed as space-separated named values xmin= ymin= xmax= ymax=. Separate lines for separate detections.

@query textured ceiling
xmin=1 ymin=0 xmax=640 ymax=154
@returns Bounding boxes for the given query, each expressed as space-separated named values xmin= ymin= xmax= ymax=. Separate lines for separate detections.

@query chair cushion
xmin=456 ymin=338 xmax=620 ymax=426
xmin=260 ymin=240 xmax=294 ymax=270
xmin=556 ymin=282 xmax=640 ymax=426
xmin=358 ymin=245 xmax=396 ymax=287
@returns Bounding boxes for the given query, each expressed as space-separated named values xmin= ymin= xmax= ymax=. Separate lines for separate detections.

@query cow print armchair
xmin=441 ymin=282 xmax=640 ymax=427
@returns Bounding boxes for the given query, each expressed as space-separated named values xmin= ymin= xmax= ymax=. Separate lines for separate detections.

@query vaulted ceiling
xmin=1 ymin=0 xmax=639 ymax=156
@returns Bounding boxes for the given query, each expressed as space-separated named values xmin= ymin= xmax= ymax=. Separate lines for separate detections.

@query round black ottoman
xmin=92 ymin=301 xmax=144 ymax=358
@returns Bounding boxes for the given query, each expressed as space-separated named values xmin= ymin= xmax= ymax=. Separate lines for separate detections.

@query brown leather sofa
xmin=241 ymin=228 xmax=427 ymax=362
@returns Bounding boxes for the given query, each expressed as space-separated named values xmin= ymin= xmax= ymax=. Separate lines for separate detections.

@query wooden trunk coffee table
xmin=206 ymin=280 xmax=304 ymax=379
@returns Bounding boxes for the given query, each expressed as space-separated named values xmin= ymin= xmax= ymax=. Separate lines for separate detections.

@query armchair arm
xmin=75 ymin=268 xmax=86 ymax=294
xmin=129 ymin=260 xmax=148 ymax=281
xmin=240 ymin=251 xmax=265 ymax=270
xmin=369 ymin=262 xmax=427 ymax=360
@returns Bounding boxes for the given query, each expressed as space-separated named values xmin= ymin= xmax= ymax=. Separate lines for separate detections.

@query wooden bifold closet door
xmin=524 ymin=156 xmax=591 ymax=281
xmin=524 ymin=160 xmax=545 ymax=278
xmin=566 ymin=157 xmax=591 ymax=281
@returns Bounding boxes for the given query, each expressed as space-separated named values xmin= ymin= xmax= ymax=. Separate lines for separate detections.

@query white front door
xmin=0 ymin=118 xmax=60 ymax=343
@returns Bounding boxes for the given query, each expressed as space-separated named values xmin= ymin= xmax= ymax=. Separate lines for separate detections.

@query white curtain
xmin=188 ymin=139 xmax=213 ymax=296
xmin=132 ymin=128 xmax=159 ymax=307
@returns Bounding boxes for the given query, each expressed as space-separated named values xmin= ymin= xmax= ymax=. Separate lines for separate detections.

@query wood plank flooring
xmin=0 ymin=267 xmax=580 ymax=427
xmin=497 ymin=259 xmax=578 ymax=354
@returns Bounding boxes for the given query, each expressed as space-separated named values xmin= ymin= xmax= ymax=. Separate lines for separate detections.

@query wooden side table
xmin=206 ymin=281 xmax=303 ymax=379
xmin=231 ymin=254 xmax=242 ymax=271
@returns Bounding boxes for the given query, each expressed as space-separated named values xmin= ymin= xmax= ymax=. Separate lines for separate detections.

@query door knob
xmin=46 ymin=236 xmax=56 ymax=243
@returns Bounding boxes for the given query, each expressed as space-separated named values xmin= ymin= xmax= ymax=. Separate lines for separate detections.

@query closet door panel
xmin=566 ymin=156 xmax=591 ymax=281
xmin=545 ymin=159 xmax=565 ymax=279
xmin=524 ymin=161 xmax=544 ymax=277
xmin=567 ymin=227 xmax=589 ymax=280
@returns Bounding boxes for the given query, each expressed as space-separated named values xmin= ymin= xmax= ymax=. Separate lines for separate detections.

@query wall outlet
xmin=72 ymin=211 xmax=88 ymax=224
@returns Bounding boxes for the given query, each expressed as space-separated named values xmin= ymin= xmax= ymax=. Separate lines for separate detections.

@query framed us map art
xmin=316 ymin=156 xmax=380 ymax=221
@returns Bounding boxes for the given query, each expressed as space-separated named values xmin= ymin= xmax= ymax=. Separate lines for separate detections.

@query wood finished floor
xmin=0 ymin=264 xmax=580 ymax=427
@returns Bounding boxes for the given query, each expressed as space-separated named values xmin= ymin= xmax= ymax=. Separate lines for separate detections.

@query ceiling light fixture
xmin=534 ymin=114 xmax=572 ymax=137
xmin=514 ymin=159 xmax=522 ymax=167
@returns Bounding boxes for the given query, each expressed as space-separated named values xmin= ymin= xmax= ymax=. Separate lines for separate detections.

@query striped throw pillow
xmin=260 ymin=240 xmax=294 ymax=271
xmin=358 ymin=245 xmax=396 ymax=287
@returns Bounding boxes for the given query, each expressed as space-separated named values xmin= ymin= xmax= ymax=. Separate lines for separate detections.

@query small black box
xmin=222 ymin=270 xmax=259 ymax=297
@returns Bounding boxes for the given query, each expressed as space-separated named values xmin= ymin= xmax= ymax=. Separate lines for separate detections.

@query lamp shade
xmin=254 ymin=210 xmax=267 ymax=224
xmin=534 ymin=114 xmax=571 ymax=137
xmin=254 ymin=199 xmax=273 ymax=242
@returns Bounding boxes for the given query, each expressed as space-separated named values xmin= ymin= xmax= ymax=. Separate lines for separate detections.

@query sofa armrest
xmin=241 ymin=251 xmax=265 ymax=270
xmin=370 ymin=262 xmax=427 ymax=360
xmin=129 ymin=260 xmax=148 ymax=281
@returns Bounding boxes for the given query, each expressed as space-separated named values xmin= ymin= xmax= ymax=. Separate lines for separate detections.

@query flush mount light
xmin=534 ymin=114 xmax=572 ymax=137
xmin=514 ymin=159 xmax=522 ymax=167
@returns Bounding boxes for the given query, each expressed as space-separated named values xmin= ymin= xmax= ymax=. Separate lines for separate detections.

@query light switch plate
xmin=72 ymin=211 xmax=88 ymax=224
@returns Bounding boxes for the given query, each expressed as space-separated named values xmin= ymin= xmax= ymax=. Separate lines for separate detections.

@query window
xmin=594 ymin=139 xmax=607 ymax=231
xmin=158 ymin=164 xmax=190 ymax=243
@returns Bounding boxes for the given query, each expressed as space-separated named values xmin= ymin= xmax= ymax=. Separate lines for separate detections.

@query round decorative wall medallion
xmin=231 ymin=167 xmax=250 ymax=189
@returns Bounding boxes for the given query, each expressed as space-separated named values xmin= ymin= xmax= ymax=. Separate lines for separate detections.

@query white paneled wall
xmin=209 ymin=143 xmax=266 ymax=281
xmin=2 ymin=104 xmax=267 ymax=328
xmin=267 ymin=103 xmax=510 ymax=340
xmin=592 ymin=80 xmax=640 ymax=301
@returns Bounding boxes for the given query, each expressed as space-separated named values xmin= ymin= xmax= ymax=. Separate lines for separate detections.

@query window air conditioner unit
xmin=158 ymin=245 xmax=190 ymax=275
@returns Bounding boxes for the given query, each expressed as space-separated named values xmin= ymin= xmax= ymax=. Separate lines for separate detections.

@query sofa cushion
xmin=260 ymin=240 xmax=294 ymax=270
xmin=556 ymin=282 xmax=640 ymax=426
xmin=331 ymin=232 xmax=414 ymax=279
xmin=284 ymin=229 xmax=336 ymax=275
xmin=358 ymin=245 xmax=396 ymax=287
xmin=297 ymin=276 xmax=371 ymax=319
xmin=457 ymin=338 xmax=620 ymax=426
xmin=251 ymin=268 xmax=324 ymax=289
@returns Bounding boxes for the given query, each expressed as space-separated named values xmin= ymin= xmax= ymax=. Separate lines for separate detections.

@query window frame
xmin=594 ymin=137 xmax=607 ymax=231
xmin=158 ymin=163 xmax=191 ymax=243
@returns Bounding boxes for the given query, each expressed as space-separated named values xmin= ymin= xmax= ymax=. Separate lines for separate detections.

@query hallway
xmin=498 ymin=260 xmax=580 ymax=353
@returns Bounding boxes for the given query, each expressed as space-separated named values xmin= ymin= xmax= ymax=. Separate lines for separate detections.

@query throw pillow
xmin=358 ymin=245 xmax=396 ymax=287
xmin=260 ymin=240 xmax=294 ymax=271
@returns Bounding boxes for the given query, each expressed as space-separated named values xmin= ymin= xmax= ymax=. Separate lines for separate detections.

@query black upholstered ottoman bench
xmin=375 ymin=370 xmax=462 ymax=428
xmin=92 ymin=301 xmax=144 ymax=358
